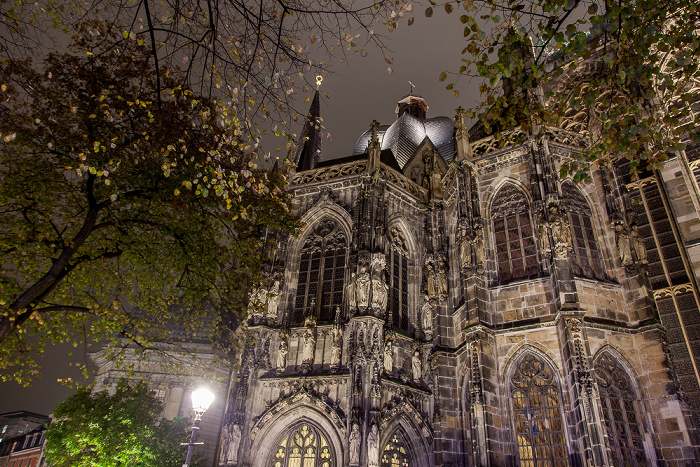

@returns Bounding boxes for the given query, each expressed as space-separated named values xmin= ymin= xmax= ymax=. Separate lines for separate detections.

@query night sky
xmin=0 ymin=11 xmax=483 ymax=416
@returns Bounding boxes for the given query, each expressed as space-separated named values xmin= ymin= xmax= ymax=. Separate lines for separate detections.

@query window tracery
xmin=381 ymin=431 xmax=411 ymax=467
xmin=510 ymin=354 xmax=568 ymax=466
xmin=388 ymin=227 xmax=410 ymax=332
xmin=594 ymin=353 xmax=648 ymax=466
xmin=492 ymin=185 xmax=540 ymax=283
xmin=294 ymin=219 xmax=347 ymax=324
xmin=562 ymin=183 xmax=605 ymax=280
xmin=272 ymin=423 xmax=333 ymax=467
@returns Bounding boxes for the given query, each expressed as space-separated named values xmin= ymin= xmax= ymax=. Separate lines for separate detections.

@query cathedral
xmin=93 ymin=69 xmax=700 ymax=466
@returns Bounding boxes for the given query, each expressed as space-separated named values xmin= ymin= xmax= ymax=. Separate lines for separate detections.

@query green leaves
xmin=425 ymin=7 xmax=433 ymax=17
xmin=439 ymin=71 xmax=448 ymax=81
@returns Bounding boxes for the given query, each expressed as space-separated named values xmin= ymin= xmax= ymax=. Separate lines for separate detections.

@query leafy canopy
xmin=0 ymin=26 xmax=300 ymax=384
xmin=433 ymin=0 xmax=699 ymax=179
xmin=44 ymin=380 xmax=197 ymax=467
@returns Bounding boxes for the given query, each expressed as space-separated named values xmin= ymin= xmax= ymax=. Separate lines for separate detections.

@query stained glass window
xmin=492 ymin=185 xmax=540 ymax=283
xmin=389 ymin=227 xmax=410 ymax=332
xmin=293 ymin=219 xmax=347 ymax=324
xmin=272 ymin=423 xmax=333 ymax=467
xmin=510 ymin=354 xmax=568 ymax=466
xmin=595 ymin=353 xmax=648 ymax=466
xmin=562 ymin=183 xmax=605 ymax=280
xmin=381 ymin=431 xmax=410 ymax=467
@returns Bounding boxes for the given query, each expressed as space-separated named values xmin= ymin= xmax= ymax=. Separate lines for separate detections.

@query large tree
xmin=433 ymin=0 xmax=699 ymax=178
xmin=0 ymin=27 xmax=299 ymax=383
xmin=44 ymin=380 xmax=198 ymax=467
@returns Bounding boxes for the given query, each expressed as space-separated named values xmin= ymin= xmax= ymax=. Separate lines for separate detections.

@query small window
xmin=271 ymin=423 xmax=333 ymax=467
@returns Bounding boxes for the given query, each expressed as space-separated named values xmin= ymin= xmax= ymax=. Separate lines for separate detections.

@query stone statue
xmin=227 ymin=424 xmax=241 ymax=464
xmin=630 ymin=224 xmax=647 ymax=264
xmin=615 ymin=223 xmax=633 ymax=266
xmin=219 ymin=424 xmax=230 ymax=465
xmin=425 ymin=263 xmax=437 ymax=297
xmin=437 ymin=260 xmax=448 ymax=296
xmin=459 ymin=227 xmax=472 ymax=269
xmin=248 ymin=284 xmax=267 ymax=319
xmin=347 ymin=272 xmax=357 ymax=310
xmin=330 ymin=326 xmax=342 ymax=367
xmin=349 ymin=423 xmax=361 ymax=466
xmin=356 ymin=264 xmax=371 ymax=309
xmin=536 ymin=211 xmax=549 ymax=252
xmin=474 ymin=227 xmax=486 ymax=268
xmin=302 ymin=328 xmax=316 ymax=363
xmin=277 ymin=334 xmax=288 ymax=371
xmin=422 ymin=297 xmax=434 ymax=340
xmin=266 ymin=279 xmax=280 ymax=318
xmin=367 ymin=424 xmax=379 ymax=467
xmin=412 ymin=349 xmax=422 ymax=383
xmin=371 ymin=270 xmax=388 ymax=312
xmin=548 ymin=204 xmax=571 ymax=258
xmin=383 ymin=338 xmax=394 ymax=374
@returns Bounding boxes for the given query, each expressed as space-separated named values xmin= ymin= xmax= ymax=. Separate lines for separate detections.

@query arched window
xmin=381 ymin=430 xmax=411 ymax=467
xmin=388 ymin=227 xmax=410 ymax=332
xmin=510 ymin=353 xmax=568 ymax=466
xmin=272 ymin=423 xmax=334 ymax=467
xmin=293 ymin=219 xmax=347 ymax=324
xmin=562 ymin=183 xmax=605 ymax=280
xmin=594 ymin=353 xmax=648 ymax=466
xmin=492 ymin=185 xmax=540 ymax=283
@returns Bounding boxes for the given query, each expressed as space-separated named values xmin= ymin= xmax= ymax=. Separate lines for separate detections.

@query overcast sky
xmin=0 ymin=10 xmax=484 ymax=417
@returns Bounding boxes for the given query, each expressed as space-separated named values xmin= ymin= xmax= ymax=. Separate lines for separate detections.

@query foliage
xmin=1 ymin=0 xmax=415 ymax=149
xmin=44 ymin=380 xmax=197 ymax=467
xmin=0 ymin=27 xmax=300 ymax=384
xmin=433 ymin=0 xmax=699 ymax=179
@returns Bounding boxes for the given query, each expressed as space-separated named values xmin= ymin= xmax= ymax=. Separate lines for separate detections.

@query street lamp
xmin=182 ymin=387 xmax=215 ymax=467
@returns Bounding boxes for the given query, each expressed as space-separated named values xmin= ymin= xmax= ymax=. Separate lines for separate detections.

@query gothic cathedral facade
xmin=214 ymin=89 xmax=700 ymax=467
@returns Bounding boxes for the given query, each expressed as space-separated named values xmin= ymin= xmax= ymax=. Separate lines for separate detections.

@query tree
xmin=44 ymin=380 xmax=198 ymax=467
xmin=0 ymin=27 xmax=300 ymax=383
xmin=433 ymin=0 xmax=699 ymax=178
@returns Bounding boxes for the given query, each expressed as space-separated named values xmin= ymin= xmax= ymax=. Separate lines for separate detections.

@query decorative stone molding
xmin=381 ymin=400 xmax=433 ymax=441
xmin=653 ymin=283 xmax=694 ymax=299
xmin=292 ymin=160 xmax=367 ymax=185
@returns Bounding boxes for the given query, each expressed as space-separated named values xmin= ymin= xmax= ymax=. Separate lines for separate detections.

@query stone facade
xmin=219 ymin=91 xmax=700 ymax=467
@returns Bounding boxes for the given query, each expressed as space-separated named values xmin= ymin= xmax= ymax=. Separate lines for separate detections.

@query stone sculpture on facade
xmin=367 ymin=424 xmax=380 ymax=467
xmin=630 ymin=224 xmax=648 ymax=264
xmin=425 ymin=262 xmax=437 ymax=298
xmin=459 ymin=223 xmax=472 ymax=270
xmin=349 ymin=423 xmax=362 ymax=466
xmin=266 ymin=279 xmax=280 ymax=319
xmin=412 ymin=348 xmax=422 ymax=384
xmin=548 ymin=203 xmax=572 ymax=259
xmin=383 ymin=336 xmax=394 ymax=374
xmin=219 ymin=424 xmax=230 ymax=465
xmin=330 ymin=325 xmax=343 ymax=369
xmin=615 ymin=222 xmax=633 ymax=266
xmin=536 ymin=210 xmax=550 ymax=254
xmin=473 ymin=225 xmax=486 ymax=270
xmin=226 ymin=424 xmax=241 ymax=464
xmin=437 ymin=259 xmax=448 ymax=296
xmin=356 ymin=260 xmax=371 ymax=309
xmin=347 ymin=272 xmax=357 ymax=310
xmin=277 ymin=333 xmax=289 ymax=373
xmin=422 ymin=296 xmax=434 ymax=340
xmin=370 ymin=253 xmax=389 ymax=313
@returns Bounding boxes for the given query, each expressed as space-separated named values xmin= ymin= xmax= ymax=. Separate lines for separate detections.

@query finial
xmin=316 ymin=75 xmax=323 ymax=89
xmin=334 ymin=305 xmax=341 ymax=326
xmin=370 ymin=120 xmax=380 ymax=145
xmin=408 ymin=80 xmax=415 ymax=95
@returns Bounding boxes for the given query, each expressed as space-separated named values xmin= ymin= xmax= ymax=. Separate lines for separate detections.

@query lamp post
xmin=182 ymin=387 xmax=215 ymax=467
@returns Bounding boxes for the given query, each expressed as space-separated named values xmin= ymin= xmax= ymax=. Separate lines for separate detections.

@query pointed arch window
xmin=294 ymin=219 xmax=347 ymax=324
xmin=381 ymin=430 xmax=411 ymax=467
xmin=562 ymin=183 xmax=605 ymax=280
xmin=594 ymin=353 xmax=648 ymax=466
xmin=272 ymin=423 xmax=333 ymax=467
xmin=388 ymin=227 xmax=410 ymax=332
xmin=492 ymin=185 xmax=540 ymax=283
xmin=510 ymin=354 xmax=568 ymax=466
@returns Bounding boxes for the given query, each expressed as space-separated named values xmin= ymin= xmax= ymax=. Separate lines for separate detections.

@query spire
xmin=294 ymin=88 xmax=323 ymax=172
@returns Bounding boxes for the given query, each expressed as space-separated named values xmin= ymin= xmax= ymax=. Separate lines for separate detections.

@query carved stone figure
xmin=536 ymin=211 xmax=549 ymax=252
xmin=615 ymin=223 xmax=633 ymax=266
xmin=266 ymin=279 xmax=280 ymax=318
xmin=422 ymin=297 xmax=434 ymax=340
xmin=219 ymin=424 xmax=230 ymax=465
xmin=356 ymin=264 xmax=371 ymax=309
xmin=630 ymin=224 xmax=647 ymax=264
xmin=349 ymin=423 xmax=361 ymax=466
xmin=383 ymin=338 xmax=394 ymax=373
xmin=347 ymin=272 xmax=357 ymax=310
xmin=330 ymin=326 xmax=342 ymax=366
xmin=277 ymin=334 xmax=289 ymax=371
xmin=425 ymin=263 xmax=437 ymax=297
xmin=248 ymin=284 xmax=267 ymax=319
xmin=412 ymin=349 xmax=422 ymax=383
xmin=367 ymin=424 xmax=379 ymax=467
xmin=459 ymin=226 xmax=472 ymax=269
xmin=437 ymin=260 xmax=448 ymax=296
xmin=371 ymin=272 xmax=388 ymax=312
xmin=302 ymin=328 xmax=316 ymax=363
xmin=227 ymin=424 xmax=241 ymax=464
xmin=548 ymin=204 xmax=571 ymax=258
xmin=473 ymin=227 xmax=486 ymax=268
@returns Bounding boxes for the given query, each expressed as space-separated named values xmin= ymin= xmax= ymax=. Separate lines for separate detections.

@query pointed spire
xmin=294 ymin=89 xmax=323 ymax=172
